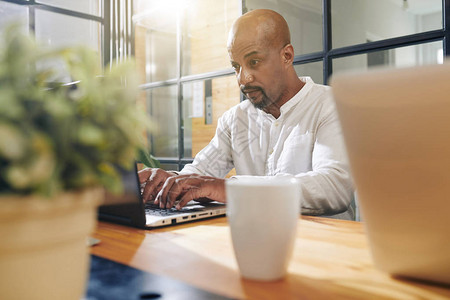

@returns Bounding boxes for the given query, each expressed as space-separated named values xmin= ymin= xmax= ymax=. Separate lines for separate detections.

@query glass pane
xmin=146 ymin=85 xmax=179 ymax=158
xmin=36 ymin=0 xmax=102 ymax=17
xmin=0 ymin=2 xmax=29 ymax=37
xmin=133 ymin=0 xmax=178 ymax=83
xmin=244 ymin=0 xmax=323 ymax=55
xmin=160 ymin=163 xmax=179 ymax=172
xmin=34 ymin=9 xmax=102 ymax=82
xmin=182 ymin=75 xmax=240 ymax=158
xmin=332 ymin=0 xmax=442 ymax=49
xmin=332 ymin=41 xmax=444 ymax=75
xmin=35 ymin=9 xmax=101 ymax=53
xmin=294 ymin=61 xmax=323 ymax=84
xmin=182 ymin=0 xmax=240 ymax=76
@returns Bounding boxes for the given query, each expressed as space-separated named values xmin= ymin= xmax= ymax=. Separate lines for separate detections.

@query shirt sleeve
xmin=294 ymin=98 xmax=354 ymax=216
xmin=180 ymin=110 xmax=235 ymax=178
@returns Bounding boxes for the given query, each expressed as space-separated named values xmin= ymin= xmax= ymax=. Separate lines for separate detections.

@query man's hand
xmin=155 ymin=174 xmax=226 ymax=210
xmin=138 ymin=168 xmax=177 ymax=203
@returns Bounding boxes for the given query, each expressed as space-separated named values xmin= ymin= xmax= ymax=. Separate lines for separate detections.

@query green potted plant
xmin=0 ymin=25 xmax=153 ymax=299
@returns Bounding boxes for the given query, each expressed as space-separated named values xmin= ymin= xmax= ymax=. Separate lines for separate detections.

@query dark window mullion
xmin=180 ymin=69 xmax=235 ymax=84
xmin=444 ymin=0 xmax=450 ymax=56
xmin=112 ymin=0 xmax=117 ymax=62
xmin=157 ymin=158 xmax=193 ymax=164
xmin=129 ymin=0 xmax=134 ymax=57
xmin=177 ymin=12 xmax=184 ymax=165
xmin=33 ymin=3 xmax=104 ymax=23
xmin=1 ymin=0 xmax=31 ymax=5
xmin=240 ymin=0 xmax=246 ymax=102
xmin=322 ymin=0 xmax=332 ymax=85
xmin=293 ymin=51 xmax=323 ymax=65
xmin=28 ymin=3 xmax=35 ymax=34
xmin=329 ymin=30 xmax=445 ymax=59
xmin=103 ymin=0 xmax=111 ymax=67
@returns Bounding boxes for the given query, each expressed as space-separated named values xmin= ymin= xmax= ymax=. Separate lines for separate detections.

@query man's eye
xmin=249 ymin=59 xmax=260 ymax=66
xmin=232 ymin=64 xmax=240 ymax=72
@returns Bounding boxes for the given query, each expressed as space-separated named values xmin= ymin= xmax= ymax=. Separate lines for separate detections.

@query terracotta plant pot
xmin=0 ymin=188 xmax=103 ymax=300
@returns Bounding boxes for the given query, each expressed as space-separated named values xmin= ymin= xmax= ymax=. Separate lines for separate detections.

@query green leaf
xmin=136 ymin=147 xmax=160 ymax=168
xmin=0 ymin=122 xmax=27 ymax=160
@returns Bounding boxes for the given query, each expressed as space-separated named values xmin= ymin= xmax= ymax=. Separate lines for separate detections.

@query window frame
xmin=142 ymin=0 xmax=450 ymax=170
xmin=293 ymin=0 xmax=450 ymax=85
xmin=0 ymin=0 xmax=132 ymax=67
xmin=137 ymin=2 xmax=243 ymax=170
xmin=7 ymin=0 xmax=446 ymax=169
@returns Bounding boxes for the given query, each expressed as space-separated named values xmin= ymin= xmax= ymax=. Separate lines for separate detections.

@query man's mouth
xmin=242 ymin=88 xmax=262 ymax=100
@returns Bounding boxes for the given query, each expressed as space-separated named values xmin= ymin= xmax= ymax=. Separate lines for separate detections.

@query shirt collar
xmin=259 ymin=77 xmax=315 ymax=120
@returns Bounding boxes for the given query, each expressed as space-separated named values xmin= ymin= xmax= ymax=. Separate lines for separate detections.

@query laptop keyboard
xmin=144 ymin=202 xmax=204 ymax=216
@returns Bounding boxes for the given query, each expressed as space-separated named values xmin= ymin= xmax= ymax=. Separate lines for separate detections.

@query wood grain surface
xmin=90 ymin=217 xmax=450 ymax=300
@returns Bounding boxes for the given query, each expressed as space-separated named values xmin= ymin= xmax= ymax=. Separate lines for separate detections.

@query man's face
xmin=228 ymin=31 xmax=287 ymax=112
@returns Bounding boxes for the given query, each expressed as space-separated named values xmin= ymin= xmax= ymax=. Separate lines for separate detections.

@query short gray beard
xmin=248 ymin=89 xmax=282 ymax=112
xmin=246 ymin=89 xmax=271 ymax=110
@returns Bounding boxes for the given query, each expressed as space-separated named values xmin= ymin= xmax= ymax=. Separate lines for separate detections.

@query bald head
xmin=227 ymin=9 xmax=291 ymax=51
xmin=227 ymin=9 xmax=303 ymax=118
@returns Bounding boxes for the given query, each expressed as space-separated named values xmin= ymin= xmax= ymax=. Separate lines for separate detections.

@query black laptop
xmin=98 ymin=164 xmax=226 ymax=228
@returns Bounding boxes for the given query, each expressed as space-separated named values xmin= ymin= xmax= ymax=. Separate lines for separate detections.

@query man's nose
xmin=238 ymin=68 xmax=254 ymax=86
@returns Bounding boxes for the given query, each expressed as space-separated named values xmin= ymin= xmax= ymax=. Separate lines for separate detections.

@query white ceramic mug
xmin=225 ymin=176 xmax=300 ymax=281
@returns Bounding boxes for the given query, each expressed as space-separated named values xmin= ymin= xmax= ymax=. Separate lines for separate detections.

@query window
xmin=182 ymin=75 xmax=240 ymax=159
xmin=134 ymin=0 xmax=241 ymax=170
xmin=331 ymin=0 xmax=442 ymax=49
xmin=245 ymin=0 xmax=323 ymax=56
xmin=246 ymin=0 xmax=447 ymax=84
xmin=3 ymin=1 xmax=448 ymax=170
xmin=0 ymin=0 xmax=133 ymax=71
xmin=0 ymin=2 xmax=29 ymax=35
xmin=0 ymin=0 xmax=107 ymax=71
xmin=137 ymin=0 xmax=448 ymax=169
xmin=333 ymin=41 xmax=443 ymax=73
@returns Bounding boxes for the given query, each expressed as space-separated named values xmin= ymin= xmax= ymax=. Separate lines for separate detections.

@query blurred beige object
xmin=0 ymin=188 xmax=103 ymax=300
xmin=331 ymin=62 xmax=450 ymax=285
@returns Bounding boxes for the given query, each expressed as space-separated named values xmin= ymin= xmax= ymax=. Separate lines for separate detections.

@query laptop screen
xmin=98 ymin=164 xmax=146 ymax=228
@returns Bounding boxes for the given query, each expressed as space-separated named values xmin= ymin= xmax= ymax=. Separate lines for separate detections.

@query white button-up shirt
xmin=181 ymin=77 xmax=354 ymax=218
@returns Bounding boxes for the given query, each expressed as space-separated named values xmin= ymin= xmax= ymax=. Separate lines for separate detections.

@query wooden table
xmin=90 ymin=216 xmax=450 ymax=300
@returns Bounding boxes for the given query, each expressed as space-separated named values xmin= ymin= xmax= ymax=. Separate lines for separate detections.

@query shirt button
xmin=274 ymin=122 xmax=279 ymax=127
xmin=269 ymin=149 xmax=274 ymax=155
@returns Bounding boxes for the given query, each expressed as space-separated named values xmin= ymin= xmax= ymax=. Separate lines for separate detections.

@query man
xmin=139 ymin=9 xmax=354 ymax=219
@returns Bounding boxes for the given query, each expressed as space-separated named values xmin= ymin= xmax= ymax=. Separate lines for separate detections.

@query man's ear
xmin=281 ymin=44 xmax=294 ymax=65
